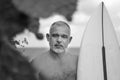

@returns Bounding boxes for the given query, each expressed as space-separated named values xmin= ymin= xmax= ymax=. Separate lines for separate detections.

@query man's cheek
xmin=50 ymin=42 xmax=55 ymax=47
xmin=65 ymin=42 xmax=69 ymax=48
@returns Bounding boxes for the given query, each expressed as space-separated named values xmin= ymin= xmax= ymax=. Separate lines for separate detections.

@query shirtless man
xmin=32 ymin=21 xmax=78 ymax=80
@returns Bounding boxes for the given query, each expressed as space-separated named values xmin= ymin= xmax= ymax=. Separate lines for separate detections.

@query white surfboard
xmin=77 ymin=2 xmax=120 ymax=80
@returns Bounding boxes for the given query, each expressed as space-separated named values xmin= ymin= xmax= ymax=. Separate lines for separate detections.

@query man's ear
xmin=46 ymin=33 xmax=50 ymax=41
xmin=69 ymin=36 xmax=72 ymax=43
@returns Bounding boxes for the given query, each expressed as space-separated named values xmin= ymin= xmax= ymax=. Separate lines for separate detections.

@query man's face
xmin=47 ymin=25 xmax=72 ymax=54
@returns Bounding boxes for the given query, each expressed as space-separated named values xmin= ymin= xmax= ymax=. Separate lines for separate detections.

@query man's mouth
xmin=54 ymin=44 xmax=63 ymax=48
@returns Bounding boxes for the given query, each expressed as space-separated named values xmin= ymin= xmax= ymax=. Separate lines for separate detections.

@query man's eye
xmin=61 ymin=35 xmax=68 ymax=38
xmin=52 ymin=34 xmax=59 ymax=37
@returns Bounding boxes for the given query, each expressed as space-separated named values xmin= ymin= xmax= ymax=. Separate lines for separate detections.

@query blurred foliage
xmin=13 ymin=0 xmax=78 ymax=21
xmin=0 ymin=0 xmax=40 ymax=80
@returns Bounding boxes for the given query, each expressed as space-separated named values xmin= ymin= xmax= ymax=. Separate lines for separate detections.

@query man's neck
xmin=49 ymin=49 xmax=65 ymax=60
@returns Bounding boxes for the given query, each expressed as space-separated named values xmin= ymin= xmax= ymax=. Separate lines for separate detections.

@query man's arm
xmin=31 ymin=59 xmax=40 ymax=80
xmin=31 ymin=58 xmax=47 ymax=80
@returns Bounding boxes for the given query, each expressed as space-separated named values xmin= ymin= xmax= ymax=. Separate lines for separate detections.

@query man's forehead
xmin=51 ymin=25 xmax=69 ymax=30
xmin=50 ymin=25 xmax=70 ymax=35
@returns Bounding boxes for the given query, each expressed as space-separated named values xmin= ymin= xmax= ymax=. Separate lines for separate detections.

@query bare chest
xmin=38 ymin=57 xmax=77 ymax=80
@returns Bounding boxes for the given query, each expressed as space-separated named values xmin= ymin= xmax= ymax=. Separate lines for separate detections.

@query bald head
xmin=49 ymin=21 xmax=71 ymax=34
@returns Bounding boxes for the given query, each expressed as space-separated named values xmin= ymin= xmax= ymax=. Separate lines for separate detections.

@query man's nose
xmin=57 ymin=36 xmax=62 ymax=43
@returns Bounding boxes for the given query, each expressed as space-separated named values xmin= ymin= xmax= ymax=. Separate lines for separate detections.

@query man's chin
xmin=54 ymin=49 xmax=65 ymax=54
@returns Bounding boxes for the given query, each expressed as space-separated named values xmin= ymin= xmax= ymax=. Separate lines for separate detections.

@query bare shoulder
xmin=63 ymin=52 xmax=78 ymax=66
xmin=31 ymin=51 xmax=49 ymax=70
xmin=33 ymin=51 xmax=48 ymax=60
xmin=67 ymin=52 xmax=78 ymax=61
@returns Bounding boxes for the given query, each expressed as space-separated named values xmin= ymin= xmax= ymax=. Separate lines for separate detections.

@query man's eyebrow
xmin=52 ymin=33 xmax=68 ymax=35
xmin=51 ymin=33 xmax=68 ymax=36
xmin=51 ymin=33 xmax=59 ymax=36
xmin=51 ymin=33 xmax=58 ymax=35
